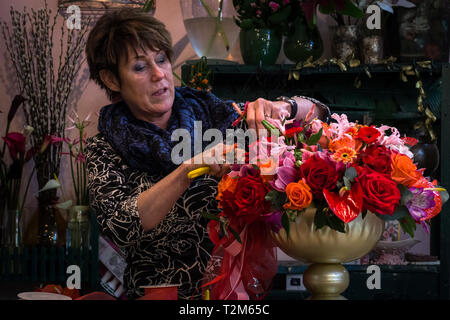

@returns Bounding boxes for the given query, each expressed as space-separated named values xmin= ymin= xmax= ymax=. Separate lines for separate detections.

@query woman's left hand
xmin=245 ymin=98 xmax=290 ymax=132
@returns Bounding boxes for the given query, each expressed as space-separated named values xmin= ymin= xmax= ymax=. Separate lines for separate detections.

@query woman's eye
xmin=156 ymin=54 xmax=166 ymax=64
xmin=133 ymin=64 xmax=146 ymax=72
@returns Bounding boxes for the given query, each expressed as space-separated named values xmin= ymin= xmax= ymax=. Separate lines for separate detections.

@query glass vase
xmin=361 ymin=35 xmax=384 ymax=64
xmin=4 ymin=208 xmax=22 ymax=247
xmin=38 ymin=192 xmax=59 ymax=247
xmin=180 ymin=0 xmax=240 ymax=60
xmin=283 ymin=18 xmax=323 ymax=64
xmin=67 ymin=205 xmax=90 ymax=250
xmin=239 ymin=28 xmax=282 ymax=66
xmin=330 ymin=25 xmax=360 ymax=62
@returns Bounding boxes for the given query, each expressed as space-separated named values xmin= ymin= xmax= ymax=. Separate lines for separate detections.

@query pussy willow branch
xmin=1 ymin=4 xmax=89 ymax=189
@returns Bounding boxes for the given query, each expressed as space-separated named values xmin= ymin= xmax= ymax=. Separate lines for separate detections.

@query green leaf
xmin=327 ymin=210 xmax=346 ymax=233
xmin=399 ymin=215 xmax=417 ymax=238
xmin=375 ymin=205 xmax=409 ymax=221
xmin=201 ymin=211 xmax=220 ymax=221
xmin=281 ymin=212 xmax=290 ymax=237
xmin=265 ymin=190 xmax=287 ymax=211
xmin=343 ymin=176 xmax=352 ymax=190
xmin=298 ymin=132 xmax=306 ymax=143
xmin=314 ymin=208 xmax=327 ymax=230
xmin=306 ymin=128 xmax=323 ymax=146
xmin=438 ymin=188 xmax=449 ymax=204
xmin=344 ymin=166 xmax=357 ymax=182
xmin=315 ymin=207 xmax=346 ymax=233
xmin=228 ymin=226 xmax=242 ymax=244
xmin=398 ymin=184 xmax=414 ymax=206
xmin=294 ymin=149 xmax=303 ymax=162
xmin=320 ymin=0 xmax=364 ymax=18
xmin=340 ymin=0 xmax=365 ymax=18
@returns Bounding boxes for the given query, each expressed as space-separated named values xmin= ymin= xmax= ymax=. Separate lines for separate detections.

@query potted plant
xmin=233 ymin=0 xmax=299 ymax=65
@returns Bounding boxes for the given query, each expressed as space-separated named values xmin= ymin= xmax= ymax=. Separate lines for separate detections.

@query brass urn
xmin=271 ymin=205 xmax=384 ymax=300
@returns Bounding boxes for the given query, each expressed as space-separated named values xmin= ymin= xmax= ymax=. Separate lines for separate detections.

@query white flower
xmin=376 ymin=0 xmax=416 ymax=14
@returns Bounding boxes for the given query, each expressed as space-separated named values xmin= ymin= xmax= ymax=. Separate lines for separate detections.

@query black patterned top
xmin=86 ymin=133 xmax=226 ymax=299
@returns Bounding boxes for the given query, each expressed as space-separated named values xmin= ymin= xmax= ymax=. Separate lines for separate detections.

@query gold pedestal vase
xmin=271 ymin=205 xmax=384 ymax=300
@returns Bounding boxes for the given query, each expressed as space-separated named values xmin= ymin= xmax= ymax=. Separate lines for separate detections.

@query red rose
xmin=300 ymin=155 xmax=342 ymax=200
xmin=357 ymin=126 xmax=380 ymax=144
xmin=220 ymin=174 xmax=271 ymax=226
xmin=357 ymin=167 xmax=401 ymax=216
xmin=361 ymin=145 xmax=392 ymax=175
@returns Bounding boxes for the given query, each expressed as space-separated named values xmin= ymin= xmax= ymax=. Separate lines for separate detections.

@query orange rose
xmin=390 ymin=153 xmax=423 ymax=187
xmin=216 ymin=174 xmax=238 ymax=205
xmin=283 ymin=180 xmax=313 ymax=211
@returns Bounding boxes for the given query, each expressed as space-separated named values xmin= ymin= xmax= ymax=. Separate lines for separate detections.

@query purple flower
xmin=256 ymin=9 xmax=262 ymax=16
xmin=265 ymin=211 xmax=282 ymax=233
xmin=250 ymin=2 xmax=257 ymax=7
xmin=282 ymin=0 xmax=290 ymax=4
xmin=405 ymin=188 xmax=436 ymax=221
xmin=239 ymin=164 xmax=259 ymax=178
xmin=269 ymin=1 xmax=280 ymax=11
xmin=270 ymin=152 xmax=300 ymax=192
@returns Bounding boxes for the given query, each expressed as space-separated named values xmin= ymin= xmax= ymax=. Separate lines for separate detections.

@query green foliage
xmin=306 ymin=127 xmax=323 ymax=146
xmin=314 ymin=206 xmax=346 ymax=233
xmin=233 ymin=0 xmax=300 ymax=34
xmin=399 ymin=214 xmax=417 ymax=239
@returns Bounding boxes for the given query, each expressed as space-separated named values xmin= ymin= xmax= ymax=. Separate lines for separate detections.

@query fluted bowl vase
xmin=271 ymin=205 xmax=384 ymax=300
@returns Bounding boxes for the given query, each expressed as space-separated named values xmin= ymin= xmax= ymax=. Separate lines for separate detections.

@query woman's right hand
xmin=182 ymin=143 xmax=237 ymax=178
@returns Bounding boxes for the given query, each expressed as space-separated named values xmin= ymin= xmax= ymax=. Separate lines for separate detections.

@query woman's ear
xmin=99 ymin=69 xmax=121 ymax=93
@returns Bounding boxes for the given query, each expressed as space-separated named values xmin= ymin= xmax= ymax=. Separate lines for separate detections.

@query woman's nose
xmin=151 ymin=64 xmax=164 ymax=81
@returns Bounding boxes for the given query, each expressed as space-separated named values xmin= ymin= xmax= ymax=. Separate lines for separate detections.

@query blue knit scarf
xmin=98 ymin=87 xmax=238 ymax=176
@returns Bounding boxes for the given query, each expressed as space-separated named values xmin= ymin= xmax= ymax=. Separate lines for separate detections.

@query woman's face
xmin=117 ymin=46 xmax=175 ymax=126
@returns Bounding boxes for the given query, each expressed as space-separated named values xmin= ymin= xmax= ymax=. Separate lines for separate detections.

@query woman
xmin=85 ymin=8 xmax=330 ymax=299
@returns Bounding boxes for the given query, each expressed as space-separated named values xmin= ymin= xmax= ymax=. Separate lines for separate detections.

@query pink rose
xmin=269 ymin=1 xmax=280 ymax=11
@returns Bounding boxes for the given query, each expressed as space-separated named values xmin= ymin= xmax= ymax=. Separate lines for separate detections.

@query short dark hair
xmin=85 ymin=8 xmax=173 ymax=100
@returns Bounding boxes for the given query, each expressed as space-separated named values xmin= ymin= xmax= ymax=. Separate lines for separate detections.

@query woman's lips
xmin=152 ymin=88 xmax=167 ymax=96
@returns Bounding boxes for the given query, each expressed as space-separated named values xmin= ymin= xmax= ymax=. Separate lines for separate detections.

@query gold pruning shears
xmin=187 ymin=143 xmax=238 ymax=179
xmin=187 ymin=167 xmax=211 ymax=179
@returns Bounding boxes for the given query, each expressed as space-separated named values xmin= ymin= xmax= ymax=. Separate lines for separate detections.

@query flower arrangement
xmin=187 ymin=57 xmax=212 ymax=92
xmin=1 ymin=4 xmax=90 ymax=212
xmin=233 ymin=0 xmax=300 ymax=33
xmin=60 ymin=111 xmax=92 ymax=206
xmin=202 ymin=103 xmax=448 ymax=299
